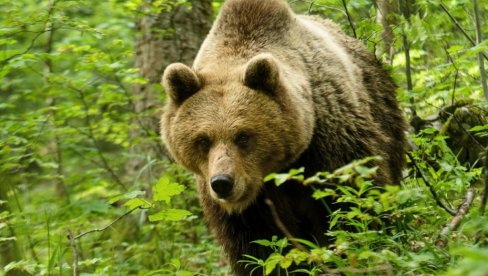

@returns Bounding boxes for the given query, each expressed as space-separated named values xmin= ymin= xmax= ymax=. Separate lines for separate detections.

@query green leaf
xmin=313 ymin=188 xmax=336 ymax=199
xmin=274 ymin=173 xmax=290 ymax=186
xmin=177 ymin=271 xmax=194 ymax=276
xmin=148 ymin=208 xmax=191 ymax=222
xmin=470 ymin=124 xmax=488 ymax=132
xmin=355 ymin=165 xmax=378 ymax=179
xmin=329 ymin=209 xmax=343 ymax=229
xmin=284 ymin=248 xmax=309 ymax=264
xmin=264 ymin=167 xmax=304 ymax=186
xmin=280 ymin=255 xmax=293 ymax=269
xmin=451 ymin=247 xmax=488 ymax=261
xmin=4 ymin=260 xmax=37 ymax=274
xmin=276 ymin=237 xmax=289 ymax=249
xmin=124 ymin=198 xmax=151 ymax=209
xmin=264 ymin=173 xmax=277 ymax=182
xmin=264 ymin=253 xmax=283 ymax=275
xmin=170 ymin=258 xmax=181 ymax=269
xmin=292 ymin=238 xmax=320 ymax=250
xmin=338 ymin=173 xmax=352 ymax=183
xmin=467 ymin=40 xmax=488 ymax=55
xmin=252 ymin=239 xmax=274 ymax=247
xmin=153 ymin=175 xmax=186 ymax=204
xmin=289 ymin=167 xmax=304 ymax=176
xmin=109 ymin=190 xmax=146 ymax=204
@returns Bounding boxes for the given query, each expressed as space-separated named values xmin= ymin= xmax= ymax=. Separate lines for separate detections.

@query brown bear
xmin=160 ymin=0 xmax=407 ymax=274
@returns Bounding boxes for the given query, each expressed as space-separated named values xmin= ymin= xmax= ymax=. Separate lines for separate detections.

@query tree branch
xmin=265 ymin=199 xmax=309 ymax=252
xmin=289 ymin=0 xmax=346 ymax=16
xmin=407 ymin=152 xmax=457 ymax=216
xmin=0 ymin=31 xmax=47 ymax=66
xmin=440 ymin=2 xmax=488 ymax=62
xmin=443 ymin=45 xmax=460 ymax=105
xmin=66 ymin=207 xmax=146 ymax=275
xmin=72 ymin=207 xmax=142 ymax=240
xmin=436 ymin=187 xmax=476 ymax=248
xmin=67 ymin=230 xmax=78 ymax=276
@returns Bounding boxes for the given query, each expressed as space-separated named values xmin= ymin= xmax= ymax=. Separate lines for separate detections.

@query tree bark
xmin=472 ymin=0 xmax=488 ymax=100
xmin=375 ymin=0 xmax=398 ymax=64
xmin=127 ymin=0 xmax=212 ymax=181
xmin=399 ymin=0 xmax=418 ymax=121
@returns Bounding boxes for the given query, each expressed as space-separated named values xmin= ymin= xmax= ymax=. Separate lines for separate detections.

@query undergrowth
xmin=241 ymin=131 xmax=487 ymax=275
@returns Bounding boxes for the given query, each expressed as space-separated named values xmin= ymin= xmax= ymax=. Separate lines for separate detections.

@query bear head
xmin=161 ymin=53 xmax=314 ymax=213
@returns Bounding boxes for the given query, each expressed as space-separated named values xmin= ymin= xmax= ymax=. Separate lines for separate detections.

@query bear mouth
xmin=216 ymin=186 xmax=259 ymax=214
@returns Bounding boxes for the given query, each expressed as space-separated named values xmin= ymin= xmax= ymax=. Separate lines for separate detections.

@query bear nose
xmin=210 ymin=175 xmax=234 ymax=199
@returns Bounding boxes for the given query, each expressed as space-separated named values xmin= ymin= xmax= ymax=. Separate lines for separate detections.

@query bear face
xmin=161 ymin=54 xmax=314 ymax=213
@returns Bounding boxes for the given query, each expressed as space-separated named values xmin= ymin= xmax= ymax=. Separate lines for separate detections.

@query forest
xmin=1 ymin=0 xmax=487 ymax=275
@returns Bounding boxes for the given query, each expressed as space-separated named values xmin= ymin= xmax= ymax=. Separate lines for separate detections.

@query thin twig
xmin=67 ymin=230 xmax=78 ymax=276
xmin=72 ymin=207 xmax=143 ymax=240
xmin=407 ymin=152 xmax=457 ymax=216
xmin=264 ymin=199 xmax=309 ymax=252
xmin=307 ymin=0 xmax=316 ymax=15
xmin=68 ymin=145 xmax=105 ymax=168
xmin=341 ymin=0 xmax=357 ymax=38
xmin=66 ymin=207 xmax=145 ymax=275
xmin=289 ymin=0 xmax=346 ymax=16
xmin=1 ymin=0 xmax=57 ymax=65
xmin=440 ymin=2 xmax=488 ymax=61
xmin=436 ymin=187 xmax=476 ymax=248
xmin=0 ymin=31 xmax=48 ymax=65
xmin=265 ymin=199 xmax=335 ymax=274
xmin=443 ymin=45 xmax=459 ymax=105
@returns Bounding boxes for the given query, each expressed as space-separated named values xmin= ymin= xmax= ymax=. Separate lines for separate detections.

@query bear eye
xmin=235 ymin=132 xmax=252 ymax=149
xmin=195 ymin=136 xmax=211 ymax=153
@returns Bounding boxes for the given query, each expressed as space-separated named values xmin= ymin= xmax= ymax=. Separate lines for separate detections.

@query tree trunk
xmin=399 ymin=0 xmax=418 ymax=123
xmin=375 ymin=0 xmax=398 ymax=64
xmin=127 ymin=0 xmax=212 ymax=182
xmin=472 ymin=0 xmax=488 ymax=100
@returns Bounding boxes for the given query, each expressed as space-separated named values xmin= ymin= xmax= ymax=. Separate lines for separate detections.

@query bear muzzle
xmin=210 ymin=174 xmax=234 ymax=199
xmin=207 ymin=173 xmax=262 ymax=213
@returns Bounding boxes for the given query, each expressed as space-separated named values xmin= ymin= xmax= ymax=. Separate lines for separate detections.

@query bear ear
xmin=243 ymin=53 xmax=280 ymax=95
xmin=162 ymin=63 xmax=201 ymax=105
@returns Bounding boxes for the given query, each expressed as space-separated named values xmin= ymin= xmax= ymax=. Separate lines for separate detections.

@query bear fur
xmin=160 ymin=0 xmax=407 ymax=274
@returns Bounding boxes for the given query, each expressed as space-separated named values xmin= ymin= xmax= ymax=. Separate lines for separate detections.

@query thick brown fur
xmin=160 ymin=0 xmax=407 ymax=275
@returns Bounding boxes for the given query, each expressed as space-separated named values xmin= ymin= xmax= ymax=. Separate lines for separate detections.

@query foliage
xmin=0 ymin=0 xmax=226 ymax=274
xmin=0 ymin=0 xmax=487 ymax=275
xmin=247 ymin=154 xmax=486 ymax=275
